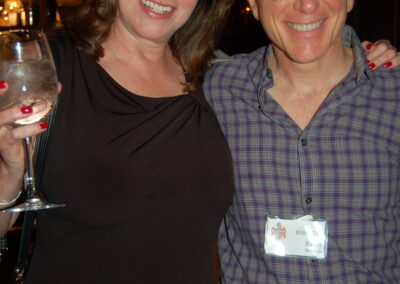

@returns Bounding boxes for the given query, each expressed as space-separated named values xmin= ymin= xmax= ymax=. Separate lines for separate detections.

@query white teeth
xmin=141 ymin=0 xmax=173 ymax=14
xmin=287 ymin=20 xmax=324 ymax=31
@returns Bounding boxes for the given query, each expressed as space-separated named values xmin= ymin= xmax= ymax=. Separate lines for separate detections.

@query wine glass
xmin=0 ymin=29 xmax=65 ymax=212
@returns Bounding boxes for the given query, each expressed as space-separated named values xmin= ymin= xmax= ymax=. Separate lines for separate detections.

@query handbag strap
xmin=14 ymin=101 xmax=58 ymax=282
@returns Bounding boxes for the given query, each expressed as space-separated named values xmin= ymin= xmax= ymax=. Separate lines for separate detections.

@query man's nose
xmin=294 ymin=0 xmax=320 ymax=14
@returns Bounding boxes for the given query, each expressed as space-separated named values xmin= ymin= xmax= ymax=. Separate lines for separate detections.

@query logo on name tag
xmin=271 ymin=222 xmax=287 ymax=240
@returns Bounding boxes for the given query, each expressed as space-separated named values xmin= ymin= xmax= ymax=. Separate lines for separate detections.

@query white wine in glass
xmin=0 ymin=29 xmax=65 ymax=212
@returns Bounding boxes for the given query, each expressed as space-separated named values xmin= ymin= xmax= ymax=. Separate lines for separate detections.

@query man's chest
xmin=215 ymin=90 xmax=400 ymax=213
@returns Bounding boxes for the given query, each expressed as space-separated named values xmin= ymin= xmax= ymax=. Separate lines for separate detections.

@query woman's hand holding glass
xmin=0 ymin=30 xmax=64 ymax=212
xmin=0 ymin=83 xmax=48 ymax=209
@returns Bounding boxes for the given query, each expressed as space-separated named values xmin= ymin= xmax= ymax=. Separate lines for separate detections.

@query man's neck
xmin=269 ymin=43 xmax=354 ymax=94
xmin=266 ymin=42 xmax=354 ymax=130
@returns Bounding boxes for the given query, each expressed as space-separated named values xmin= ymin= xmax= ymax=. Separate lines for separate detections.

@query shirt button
xmin=306 ymin=197 xmax=313 ymax=204
xmin=311 ymin=259 xmax=318 ymax=264
xmin=257 ymin=105 xmax=262 ymax=110
xmin=266 ymin=69 xmax=272 ymax=78
xmin=301 ymin=139 xmax=308 ymax=146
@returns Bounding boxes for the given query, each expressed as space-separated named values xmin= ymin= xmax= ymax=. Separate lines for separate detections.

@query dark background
xmin=218 ymin=0 xmax=400 ymax=55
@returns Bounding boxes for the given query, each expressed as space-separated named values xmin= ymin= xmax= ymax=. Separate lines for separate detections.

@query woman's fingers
xmin=10 ymin=122 xmax=48 ymax=141
xmin=0 ymin=105 xmax=48 ymax=150
xmin=0 ymin=80 xmax=6 ymax=92
xmin=0 ymin=106 xmax=33 ymax=126
xmin=0 ymin=123 xmax=47 ymax=150
xmin=362 ymin=40 xmax=399 ymax=69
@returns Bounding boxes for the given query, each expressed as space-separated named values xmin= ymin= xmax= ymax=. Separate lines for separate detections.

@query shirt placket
xmin=257 ymin=67 xmax=313 ymax=216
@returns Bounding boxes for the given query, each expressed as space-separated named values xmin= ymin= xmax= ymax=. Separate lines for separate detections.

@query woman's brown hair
xmin=65 ymin=0 xmax=234 ymax=92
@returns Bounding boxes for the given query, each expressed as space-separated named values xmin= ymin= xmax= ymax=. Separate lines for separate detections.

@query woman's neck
xmin=102 ymin=22 xmax=173 ymax=64
xmin=97 ymin=24 xmax=186 ymax=98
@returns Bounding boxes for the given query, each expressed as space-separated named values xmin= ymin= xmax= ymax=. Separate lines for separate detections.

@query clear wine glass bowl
xmin=0 ymin=29 xmax=65 ymax=212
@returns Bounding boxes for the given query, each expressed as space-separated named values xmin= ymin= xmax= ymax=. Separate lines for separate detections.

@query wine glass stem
xmin=24 ymin=137 xmax=38 ymax=200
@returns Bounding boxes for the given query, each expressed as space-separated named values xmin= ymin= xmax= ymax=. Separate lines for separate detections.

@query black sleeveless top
xmin=25 ymin=37 xmax=234 ymax=284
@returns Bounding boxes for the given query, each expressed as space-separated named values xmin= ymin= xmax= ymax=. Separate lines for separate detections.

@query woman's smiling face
xmin=115 ymin=0 xmax=198 ymax=44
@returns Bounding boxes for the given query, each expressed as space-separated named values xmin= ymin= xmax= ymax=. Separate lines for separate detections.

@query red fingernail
xmin=366 ymin=43 xmax=374 ymax=50
xmin=384 ymin=61 xmax=393 ymax=68
xmin=0 ymin=81 xmax=6 ymax=89
xmin=39 ymin=123 xmax=48 ymax=129
xmin=368 ymin=63 xmax=376 ymax=69
xmin=21 ymin=106 xmax=32 ymax=114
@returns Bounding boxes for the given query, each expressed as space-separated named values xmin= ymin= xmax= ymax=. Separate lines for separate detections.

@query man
xmin=204 ymin=0 xmax=400 ymax=283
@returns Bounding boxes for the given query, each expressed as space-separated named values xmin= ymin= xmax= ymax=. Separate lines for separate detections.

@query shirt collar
xmin=343 ymin=25 xmax=375 ymax=84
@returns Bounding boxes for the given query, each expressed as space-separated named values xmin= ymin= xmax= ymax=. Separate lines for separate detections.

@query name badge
xmin=264 ymin=215 xmax=328 ymax=259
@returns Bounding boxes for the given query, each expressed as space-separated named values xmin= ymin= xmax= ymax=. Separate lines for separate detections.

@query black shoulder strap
xmin=14 ymin=101 xmax=58 ymax=282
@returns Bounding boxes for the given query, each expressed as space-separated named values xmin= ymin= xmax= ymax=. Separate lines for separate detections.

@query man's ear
xmin=247 ymin=0 xmax=260 ymax=20
xmin=346 ymin=0 xmax=355 ymax=13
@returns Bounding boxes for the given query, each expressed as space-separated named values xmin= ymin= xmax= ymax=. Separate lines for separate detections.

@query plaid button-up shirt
xmin=204 ymin=26 xmax=400 ymax=283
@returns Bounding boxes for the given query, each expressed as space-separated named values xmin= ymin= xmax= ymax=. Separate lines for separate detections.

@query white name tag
xmin=264 ymin=215 xmax=328 ymax=259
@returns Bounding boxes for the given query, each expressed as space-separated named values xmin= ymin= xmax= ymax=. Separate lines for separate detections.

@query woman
xmin=0 ymin=0 xmax=234 ymax=283
xmin=0 ymin=0 xmax=398 ymax=283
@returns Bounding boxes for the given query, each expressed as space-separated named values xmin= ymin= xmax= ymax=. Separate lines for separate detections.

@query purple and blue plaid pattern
xmin=204 ymin=26 xmax=400 ymax=283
